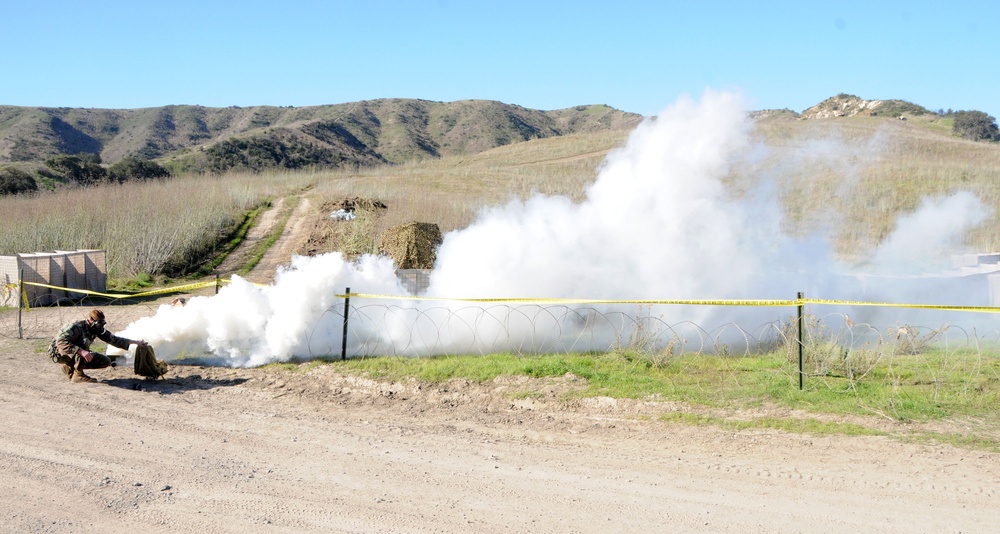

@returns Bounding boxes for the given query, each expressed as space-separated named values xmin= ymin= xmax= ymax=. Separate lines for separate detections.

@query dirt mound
xmin=333 ymin=196 xmax=388 ymax=213
xmin=379 ymin=221 xmax=442 ymax=269
xmin=748 ymin=108 xmax=800 ymax=120
xmin=299 ymin=197 xmax=389 ymax=257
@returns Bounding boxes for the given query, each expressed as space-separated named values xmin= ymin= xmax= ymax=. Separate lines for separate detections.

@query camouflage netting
xmin=378 ymin=222 xmax=443 ymax=269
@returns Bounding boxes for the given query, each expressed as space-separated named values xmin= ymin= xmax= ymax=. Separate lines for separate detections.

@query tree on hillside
xmin=952 ymin=110 xmax=999 ymax=142
xmin=107 ymin=156 xmax=171 ymax=183
xmin=873 ymin=100 xmax=929 ymax=117
xmin=0 ymin=167 xmax=38 ymax=196
xmin=44 ymin=153 xmax=107 ymax=185
xmin=205 ymin=136 xmax=341 ymax=173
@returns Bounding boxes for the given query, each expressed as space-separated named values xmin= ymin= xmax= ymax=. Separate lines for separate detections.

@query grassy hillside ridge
xmin=3 ymin=94 xmax=988 ymax=181
xmin=2 ymin=104 xmax=999 ymax=280
xmin=0 ymin=100 xmax=643 ymax=172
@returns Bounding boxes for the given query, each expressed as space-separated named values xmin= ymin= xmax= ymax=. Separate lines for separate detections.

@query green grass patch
xmin=901 ymin=429 xmax=1000 ymax=452
xmin=194 ymin=201 xmax=270 ymax=277
xmin=315 ymin=349 xmax=1000 ymax=450
xmin=334 ymin=349 xmax=1000 ymax=422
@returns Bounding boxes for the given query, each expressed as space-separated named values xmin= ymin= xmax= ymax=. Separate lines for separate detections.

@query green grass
xmin=326 ymin=348 xmax=1000 ymax=420
xmin=270 ymin=347 xmax=1000 ymax=451
xmin=194 ymin=201 xmax=270 ymax=277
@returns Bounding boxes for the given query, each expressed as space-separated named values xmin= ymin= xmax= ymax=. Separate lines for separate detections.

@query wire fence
xmin=0 ymin=279 xmax=222 ymax=342
xmin=5 ymin=280 xmax=1000 ymax=400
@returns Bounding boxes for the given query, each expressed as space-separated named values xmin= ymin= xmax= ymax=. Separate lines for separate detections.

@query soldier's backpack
xmin=132 ymin=344 xmax=168 ymax=379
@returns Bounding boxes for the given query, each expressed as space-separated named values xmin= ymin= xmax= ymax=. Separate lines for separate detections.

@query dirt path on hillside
xmin=243 ymin=196 xmax=313 ymax=285
xmin=215 ymin=195 xmax=314 ymax=285
xmin=511 ymin=149 xmax=613 ymax=167
xmin=1 ymin=312 xmax=999 ymax=532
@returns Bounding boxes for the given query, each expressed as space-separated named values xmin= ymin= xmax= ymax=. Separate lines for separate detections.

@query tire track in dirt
xmin=244 ymin=196 xmax=312 ymax=284
xmin=214 ymin=194 xmax=314 ymax=285
xmin=214 ymin=197 xmax=286 ymax=277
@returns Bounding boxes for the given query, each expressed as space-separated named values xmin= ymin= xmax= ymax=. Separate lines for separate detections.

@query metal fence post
xmin=17 ymin=268 xmax=23 ymax=339
xmin=215 ymin=274 xmax=221 ymax=294
xmin=341 ymin=287 xmax=351 ymax=361
xmin=797 ymin=291 xmax=804 ymax=390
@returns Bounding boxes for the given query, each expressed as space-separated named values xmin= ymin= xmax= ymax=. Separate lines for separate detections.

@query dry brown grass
xmin=340 ymin=115 xmax=1000 ymax=267
xmin=303 ymin=130 xmax=630 ymax=254
xmin=0 ymin=170 xmax=317 ymax=278
xmin=744 ymin=115 xmax=1000 ymax=263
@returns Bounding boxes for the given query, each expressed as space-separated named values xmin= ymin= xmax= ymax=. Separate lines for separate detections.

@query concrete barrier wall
xmin=0 ymin=250 xmax=107 ymax=307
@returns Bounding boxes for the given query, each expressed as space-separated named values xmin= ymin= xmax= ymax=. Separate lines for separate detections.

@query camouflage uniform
xmin=48 ymin=312 xmax=136 ymax=383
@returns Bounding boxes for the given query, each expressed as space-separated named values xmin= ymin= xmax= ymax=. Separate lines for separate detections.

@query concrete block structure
xmin=0 ymin=250 xmax=107 ymax=307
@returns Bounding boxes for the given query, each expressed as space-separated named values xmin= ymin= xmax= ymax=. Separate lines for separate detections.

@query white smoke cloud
xmin=120 ymin=253 xmax=402 ymax=366
xmin=430 ymin=90 xmax=760 ymax=303
xmin=870 ymin=192 xmax=989 ymax=275
xmin=116 ymin=90 xmax=995 ymax=365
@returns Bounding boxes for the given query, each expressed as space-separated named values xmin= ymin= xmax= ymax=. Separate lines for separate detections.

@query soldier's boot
xmin=61 ymin=363 xmax=73 ymax=380
xmin=71 ymin=358 xmax=96 ymax=383
xmin=71 ymin=371 xmax=97 ymax=383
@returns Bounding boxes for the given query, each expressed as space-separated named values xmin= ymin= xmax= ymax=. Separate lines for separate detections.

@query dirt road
xmin=2 ymin=326 xmax=999 ymax=533
xmin=215 ymin=195 xmax=314 ymax=285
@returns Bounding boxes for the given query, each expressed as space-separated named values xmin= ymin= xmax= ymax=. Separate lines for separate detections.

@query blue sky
xmin=1 ymin=1 xmax=997 ymax=117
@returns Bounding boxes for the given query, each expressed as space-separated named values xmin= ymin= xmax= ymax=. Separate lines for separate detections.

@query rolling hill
xmin=0 ymin=99 xmax=643 ymax=174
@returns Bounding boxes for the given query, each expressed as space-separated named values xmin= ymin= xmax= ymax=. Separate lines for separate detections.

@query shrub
xmin=951 ymin=110 xmax=999 ymax=141
xmin=873 ymin=99 xmax=930 ymax=117
xmin=205 ymin=135 xmax=341 ymax=172
xmin=107 ymin=156 xmax=172 ymax=183
xmin=44 ymin=153 xmax=108 ymax=185
xmin=0 ymin=167 xmax=38 ymax=196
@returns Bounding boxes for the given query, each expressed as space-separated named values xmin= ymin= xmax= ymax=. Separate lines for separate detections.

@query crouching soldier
xmin=48 ymin=309 xmax=144 ymax=383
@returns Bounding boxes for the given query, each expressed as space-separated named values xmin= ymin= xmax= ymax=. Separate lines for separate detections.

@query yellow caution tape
xmin=340 ymin=293 xmax=799 ymax=307
xmin=3 ymin=282 xmax=30 ymax=310
xmin=15 ymin=280 xmax=1000 ymax=315
xmin=1 ymin=282 xmax=16 ymax=299
xmin=802 ymin=298 xmax=1000 ymax=314
xmin=21 ymin=280 xmax=219 ymax=300
xmin=338 ymin=293 xmax=1000 ymax=314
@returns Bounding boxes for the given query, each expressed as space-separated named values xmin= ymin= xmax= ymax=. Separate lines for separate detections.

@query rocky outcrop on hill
xmin=801 ymin=94 xmax=931 ymax=119
xmin=801 ymin=94 xmax=883 ymax=119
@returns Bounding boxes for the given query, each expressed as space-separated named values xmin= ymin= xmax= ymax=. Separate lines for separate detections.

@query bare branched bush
xmin=891 ymin=324 xmax=942 ymax=355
